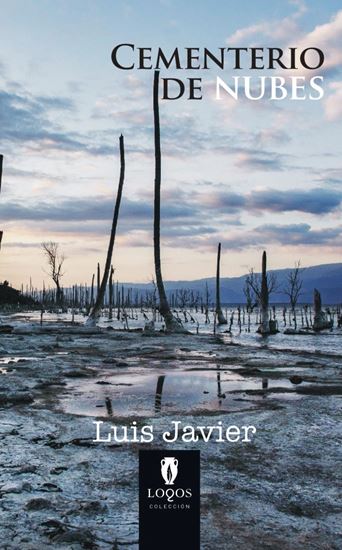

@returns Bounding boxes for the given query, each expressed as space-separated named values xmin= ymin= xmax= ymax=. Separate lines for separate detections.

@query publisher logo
xmin=161 ymin=456 xmax=178 ymax=485
xmin=139 ymin=450 xmax=200 ymax=550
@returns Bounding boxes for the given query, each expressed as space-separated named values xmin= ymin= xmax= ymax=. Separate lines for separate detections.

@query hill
xmin=0 ymin=282 xmax=36 ymax=306
xmin=125 ymin=263 xmax=342 ymax=305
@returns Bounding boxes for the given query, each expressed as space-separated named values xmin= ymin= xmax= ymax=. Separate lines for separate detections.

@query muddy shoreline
xmin=0 ymin=319 xmax=341 ymax=549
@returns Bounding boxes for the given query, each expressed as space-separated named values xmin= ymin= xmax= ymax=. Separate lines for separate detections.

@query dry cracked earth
xmin=0 ymin=321 xmax=341 ymax=549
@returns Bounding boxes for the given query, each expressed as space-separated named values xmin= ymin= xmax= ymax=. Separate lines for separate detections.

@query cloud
xmin=35 ymin=96 xmax=75 ymax=111
xmin=324 ymin=81 xmax=342 ymax=121
xmin=95 ymin=107 xmax=151 ymax=126
xmin=227 ymin=0 xmax=307 ymax=43
xmin=0 ymin=59 xmax=8 ymax=78
xmin=151 ymin=221 xmax=342 ymax=252
xmin=0 ymin=196 xmax=146 ymax=223
xmin=254 ymin=223 xmax=342 ymax=245
xmin=93 ymin=93 xmax=292 ymax=170
xmin=314 ymin=168 xmax=342 ymax=186
xmin=198 ymin=191 xmax=246 ymax=212
xmin=197 ymin=187 xmax=342 ymax=215
xmin=0 ymin=195 xmax=201 ymax=229
xmin=0 ymin=90 xmax=78 ymax=150
xmin=0 ymin=188 xmax=239 ymax=248
xmin=1 ymin=186 xmax=340 ymax=234
xmin=0 ymin=88 xmax=115 ymax=157
xmin=2 ymin=187 xmax=341 ymax=256
xmin=5 ymin=166 xmax=62 ymax=181
xmin=255 ymin=128 xmax=291 ymax=146
xmin=226 ymin=7 xmax=342 ymax=84
xmin=3 ymin=241 xmax=41 ymax=249
xmin=248 ymin=187 xmax=342 ymax=214
xmin=234 ymin=152 xmax=284 ymax=171
xmin=294 ymin=10 xmax=342 ymax=77
xmin=205 ymin=222 xmax=342 ymax=252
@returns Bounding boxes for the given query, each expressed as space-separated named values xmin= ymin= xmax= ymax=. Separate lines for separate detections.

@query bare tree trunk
xmin=258 ymin=250 xmax=270 ymax=334
xmin=293 ymin=306 xmax=297 ymax=330
xmin=205 ymin=282 xmax=210 ymax=323
xmin=90 ymin=274 xmax=95 ymax=306
xmin=115 ymin=281 xmax=119 ymax=319
xmin=87 ymin=135 xmax=125 ymax=325
xmin=313 ymin=288 xmax=333 ymax=331
xmin=0 ymin=154 xmax=3 ymax=194
xmin=154 ymin=375 xmax=165 ymax=412
xmin=56 ymin=280 xmax=62 ymax=306
xmin=153 ymin=70 xmax=186 ymax=333
xmin=109 ymin=266 xmax=114 ymax=320
xmin=216 ymin=242 xmax=227 ymax=325
xmin=97 ymin=263 xmax=100 ymax=300
xmin=0 ymin=155 xmax=3 ymax=251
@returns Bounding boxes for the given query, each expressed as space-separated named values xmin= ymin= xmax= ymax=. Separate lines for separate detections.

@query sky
xmin=0 ymin=0 xmax=341 ymax=289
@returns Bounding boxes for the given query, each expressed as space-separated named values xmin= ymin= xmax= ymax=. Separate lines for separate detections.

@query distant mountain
xmin=124 ymin=263 xmax=342 ymax=305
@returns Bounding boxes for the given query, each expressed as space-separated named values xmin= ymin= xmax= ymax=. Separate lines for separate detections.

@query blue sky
xmin=0 ymin=0 xmax=341 ymax=288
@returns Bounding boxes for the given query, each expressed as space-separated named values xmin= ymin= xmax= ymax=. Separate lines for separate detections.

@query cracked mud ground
xmin=0 ymin=323 xmax=341 ymax=549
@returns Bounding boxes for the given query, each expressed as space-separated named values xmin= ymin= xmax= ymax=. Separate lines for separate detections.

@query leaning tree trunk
xmin=153 ymin=70 xmax=186 ymax=333
xmin=216 ymin=242 xmax=227 ymax=325
xmin=90 ymin=273 xmax=95 ymax=307
xmin=87 ymin=135 xmax=125 ymax=326
xmin=258 ymin=250 xmax=270 ymax=334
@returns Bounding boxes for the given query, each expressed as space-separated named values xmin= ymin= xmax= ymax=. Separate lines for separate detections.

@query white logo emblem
xmin=161 ymin=456 xmax=178 ymax=485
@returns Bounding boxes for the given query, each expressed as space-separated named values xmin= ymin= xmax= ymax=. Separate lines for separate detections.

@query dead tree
xmin=313 ymin=288 xmax=333 ymax=331
xmin=215 ymin=242 xmax=227 ymax=325
xmin=90 ymin=273 xmax=95 ymax=308
xmin=0 ymin=154 xmax=3 ymax=194
xmin=154 ymin=375 xmax=165 ymax=413
xmin=243 ymin=277 xmax=255 ymax=332
xmin=97 ymin=263 xmax=101 ymax=300
xmin=42 ymin=242 xmax=65 ymax=305
xmin=283 ymin=261 xmax=303 ymax=330
xmin=259 ymin=251 xmax=269 ymax=333
xmin=87 ymin=135 xmax=125 ymax=325
xmin=109 ymin=266 xmax=114 ymax=320
xmin=204 ymin=282 xmax=210 ymax=323
xmin=0 ymin=155 xmax=3 ymax=252
xmin=246 ymin=251 xmax=278 ymax=334
xmin=243 ymin=277 xmax=255 ymax=313
xmin=153 ymin=70 xmax=186 ymax=333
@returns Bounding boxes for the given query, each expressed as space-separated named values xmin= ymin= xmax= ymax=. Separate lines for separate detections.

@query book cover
xmin=0 ymin=1 xmax=341 ymax=549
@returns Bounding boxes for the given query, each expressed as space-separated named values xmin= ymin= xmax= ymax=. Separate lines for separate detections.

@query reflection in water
xmin=216 ymin=369 xmax=225 ymax=401
xmin=62 ymin=369 xmax=299 ymax=418
xmin=154 ymin=375 xmax=165 ymax=413
xmin=105 ymin=396 xmax=113 ymax=416
xmin=105 ymin=373 xmax=270 ymax=415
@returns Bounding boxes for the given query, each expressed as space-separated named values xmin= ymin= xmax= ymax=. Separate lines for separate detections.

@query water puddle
xmin=61 ymin=369 xmax=302 ymax=418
